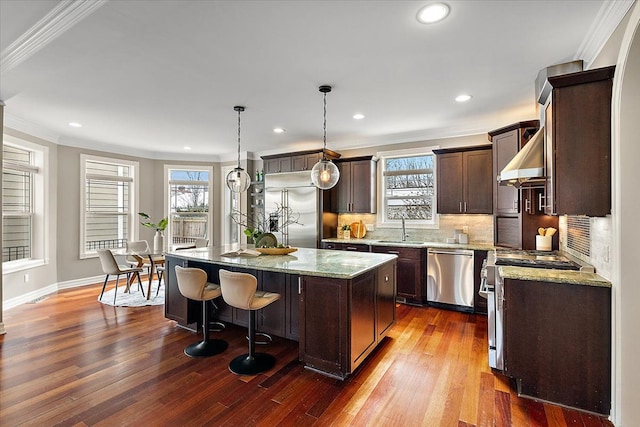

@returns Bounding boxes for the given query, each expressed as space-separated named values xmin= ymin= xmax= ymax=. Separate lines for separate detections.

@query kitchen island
xmin=164 ymin=246 xmax=397 ymax=379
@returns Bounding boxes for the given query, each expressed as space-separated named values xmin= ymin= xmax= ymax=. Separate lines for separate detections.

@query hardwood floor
xmin=0 ymin=283 xmax=613 ymax=426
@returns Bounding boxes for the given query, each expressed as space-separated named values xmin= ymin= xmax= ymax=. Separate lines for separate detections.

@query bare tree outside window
xmin=169 ymin=170 xmax=210 ymax=244
xmin=383 ymin=154 xmax=435 ymax=222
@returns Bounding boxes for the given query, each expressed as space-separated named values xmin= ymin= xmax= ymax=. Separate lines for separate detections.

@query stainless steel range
xmin=479 ymin=249 xmax=592 ymax=371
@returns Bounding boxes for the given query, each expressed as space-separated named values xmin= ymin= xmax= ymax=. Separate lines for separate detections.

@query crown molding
xmin=575 ymin=0 xmax=636 ymax=68
xmin=0 ymin=0 xmax=107 ymax=73
xmin=4 ymin=113 xmax=61 ymax=143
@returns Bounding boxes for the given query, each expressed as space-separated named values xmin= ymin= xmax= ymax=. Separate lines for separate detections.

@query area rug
xmin=98 ymin=280 xmax=164 ymax=307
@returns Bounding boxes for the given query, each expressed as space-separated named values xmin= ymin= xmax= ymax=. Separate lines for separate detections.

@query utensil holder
xmin=536 ymin=235 xmax=552 ymax=251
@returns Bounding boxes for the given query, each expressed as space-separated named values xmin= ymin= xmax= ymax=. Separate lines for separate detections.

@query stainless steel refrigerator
xmin=264 ymin=171 xmax=320 ymax=248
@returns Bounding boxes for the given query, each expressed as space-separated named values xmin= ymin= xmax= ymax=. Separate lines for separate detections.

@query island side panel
xmin=299 ymin=275 xmax=350 ymax=378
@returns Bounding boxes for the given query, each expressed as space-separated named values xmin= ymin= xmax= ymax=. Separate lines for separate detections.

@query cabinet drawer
xmin=371 ymin=245 xmax=423 ymax=260
xmin=321 ymin=241 xmax=369 ymax=252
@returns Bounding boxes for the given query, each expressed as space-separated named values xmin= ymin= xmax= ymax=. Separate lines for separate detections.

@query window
xmin=2 ymin=136 xmax=47 ymax=270
xmin=81 ymin=155 xmax=138 ymax=258
xmin=378 ymin=147 xmax=437 ymax=227
xmin=165 ymin=166 xmax=212 ymax=245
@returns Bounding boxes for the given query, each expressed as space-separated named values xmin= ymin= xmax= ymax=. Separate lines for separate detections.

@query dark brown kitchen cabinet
xmin=543 ymin=66 xmax=615 ymax=216
xmin=291 ymin=152 xmax=320 ymax=171
xmin=332 ymin=156 xmax=377 ymax=213
xmin=376 ymin=261 xmax=396 ymax=338
xmin=503 ymin=278 xmax=611 ymax=415
xmin=488 ymin=121 xmax=539 ymax=215
xmin=371 ymin=245 xmax=426 ymax=306
xmin=264 ymin=156 xmax=291 ymax=174
xmin=489 ymin=122 xmax=559 ymax=250
xmin=299 ymin=262 xmax=396 ymax=379
xmin=434 ymin=146 xmax=492 ymax=214
xmin=262 ymin=149 xmax=340 ymax=175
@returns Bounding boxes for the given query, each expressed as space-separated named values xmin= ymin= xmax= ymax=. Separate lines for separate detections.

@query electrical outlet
xmin=24 ymin=273 xmax=29 ymax=283
xmin=462 ymin=225 xmax=469 ymax=234
xmin=365 ymin=224 xmax=374 ymax=232
xmin=603 ymin=245 xmax=610 ymax=263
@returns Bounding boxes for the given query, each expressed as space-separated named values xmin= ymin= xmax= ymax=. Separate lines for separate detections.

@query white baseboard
xmin=3 ymin=274 xmax=105 ymax=310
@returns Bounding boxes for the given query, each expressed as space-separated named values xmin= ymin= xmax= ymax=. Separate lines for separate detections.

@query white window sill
xmin=2 ymin=259 xmax=47 ymax=274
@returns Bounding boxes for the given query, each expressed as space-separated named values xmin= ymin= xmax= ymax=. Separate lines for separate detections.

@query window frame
xmin=164 ymin=165 xmax=214 ymax=246
xmin=79 ymin=154 xmax=139 ymax=259
xmin=376 ymin=146 xmax=439 ymax=229
xmin=2 ymin=135 xmax=49 ymax=273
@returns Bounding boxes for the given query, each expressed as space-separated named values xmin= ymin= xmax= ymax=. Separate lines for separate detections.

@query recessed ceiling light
xmin=353 ymin=113 xmax=365 ymax=120
xmin=68 ymin=122 xmax=82 ymax=128
xmin=183 ymin=146 xmax=191 ymax=150
xmin=455 ymin=94 xmax=472 ymax=102
xmin=417 ymin=3 xmax=450 ymax=24
xmin=273 ymin=127 xmax=285 ymax=133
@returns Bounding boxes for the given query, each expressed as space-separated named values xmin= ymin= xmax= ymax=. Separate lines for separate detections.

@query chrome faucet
xmin=401 ymin=218 xmax=409 ymax=242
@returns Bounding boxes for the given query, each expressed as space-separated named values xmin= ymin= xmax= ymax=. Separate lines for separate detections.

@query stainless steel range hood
xmin=498 ymin=127 xmax=545 ymax=187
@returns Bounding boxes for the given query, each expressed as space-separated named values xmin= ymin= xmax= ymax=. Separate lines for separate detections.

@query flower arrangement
xmin=138 ymin=212 xmax=168 ymax=231
xmin=231 ymin=204 xmax=302 ymax=247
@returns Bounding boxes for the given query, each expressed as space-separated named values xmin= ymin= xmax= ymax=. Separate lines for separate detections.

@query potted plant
xmin=139 ymin=212 xmax=168 ymax=251
xmin=341 ymin=224 xmax=351 ymax=240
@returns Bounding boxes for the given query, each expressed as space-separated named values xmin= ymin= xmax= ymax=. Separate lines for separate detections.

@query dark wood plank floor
xmin=0 ymin=282 xmax=613 ymax=426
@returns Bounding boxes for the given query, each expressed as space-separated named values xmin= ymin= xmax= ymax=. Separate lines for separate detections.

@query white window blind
xmin=82 ymin=157 xmax=136 ymax=256
xmin=2 ymin=145 xmax=36 ymax=262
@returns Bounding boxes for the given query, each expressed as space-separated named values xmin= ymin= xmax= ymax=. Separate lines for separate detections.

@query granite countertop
xmin=166 ymin=246 xmax=397 ymax=279
xmin=498 ymin=265 xmax=611 ymax=288
xmin=321 ymin=237 xmax=495 ymax=252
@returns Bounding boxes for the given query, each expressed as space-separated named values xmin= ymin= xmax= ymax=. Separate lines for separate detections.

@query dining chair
xmin=97 ymin=249 xmax=145 ymax=304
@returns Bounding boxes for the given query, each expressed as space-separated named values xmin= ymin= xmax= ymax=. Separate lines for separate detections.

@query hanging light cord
xmin=236 ymin=108 xmax=242 ymax=168
xmin=322 ymin=90 xmax=327 ymax=160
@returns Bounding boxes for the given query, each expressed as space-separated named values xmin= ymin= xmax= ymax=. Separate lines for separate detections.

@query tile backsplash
xmin=336 ymin=214 xmax=493 ymax=243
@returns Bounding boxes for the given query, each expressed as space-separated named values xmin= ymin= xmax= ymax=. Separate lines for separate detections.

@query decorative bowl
xmin=255 ymin=247 xmax=298 ymax=255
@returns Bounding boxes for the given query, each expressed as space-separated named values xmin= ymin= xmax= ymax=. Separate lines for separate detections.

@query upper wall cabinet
xmin=434 ymin=145 xmax=493 ymax=214
xmin=262 ymin=149 xmax=340 ymax=175
xmin=488 ymin=121 xmax=539 ymax=215
xmin=332 ymin=156 xmax=377 ymax=214
xmin=543 ymin=66 xmax=615 ymax=216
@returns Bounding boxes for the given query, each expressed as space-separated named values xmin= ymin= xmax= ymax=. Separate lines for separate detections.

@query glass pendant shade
xmin=226 ymin=166 xmax=251 ymax=193
xmin=311 ymin=159 xmax=340 ymax=190
xmin=312 ymin=84 xmax=340 ymax=190
xmin=226 ymin=105 xmax=250 ymax=193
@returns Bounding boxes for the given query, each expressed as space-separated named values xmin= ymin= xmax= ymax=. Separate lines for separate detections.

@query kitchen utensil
xmin=536 ymin=235 xmax=552 ymax=251
xmin=546 ymin=227 xmax=557 ymax=237
xmin=538 ymin=227 xmax=546 ymax=236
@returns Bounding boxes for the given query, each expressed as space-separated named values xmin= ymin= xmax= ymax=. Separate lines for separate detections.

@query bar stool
xmin=175 ymin=266 xmax=228 ymax=358
xmin=218 ymin=269 xmax=280 ymax=375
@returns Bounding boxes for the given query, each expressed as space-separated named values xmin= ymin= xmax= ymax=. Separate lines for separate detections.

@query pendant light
xmin=311 ymin=85 xmax=340 ymax=190
xmin=226 ymin=105 xmax=251 ymax=193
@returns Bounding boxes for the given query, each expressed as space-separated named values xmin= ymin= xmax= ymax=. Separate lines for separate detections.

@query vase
xmin=154 ymin=230 xmax=164 ymax=252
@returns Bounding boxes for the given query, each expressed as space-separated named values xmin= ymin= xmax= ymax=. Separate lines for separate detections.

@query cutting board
xmin=350 ymin=221 xmax=367 ymax=238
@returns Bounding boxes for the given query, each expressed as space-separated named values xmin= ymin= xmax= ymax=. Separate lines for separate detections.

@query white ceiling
xmin=0 ymin=0 xmax=631 ymax=161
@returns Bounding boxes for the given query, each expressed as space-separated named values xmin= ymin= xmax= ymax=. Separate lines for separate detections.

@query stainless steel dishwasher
xmin=427 ymin=248 xmax=474 ymax=311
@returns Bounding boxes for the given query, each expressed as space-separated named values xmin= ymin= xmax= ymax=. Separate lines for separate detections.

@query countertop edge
xmin=498 ymin=265 xmax=611 ymax=288
xmin=165 ymin=247 xmax=397 ymax=280
xmin=321 ymin=238 xmax=494 ymax=251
